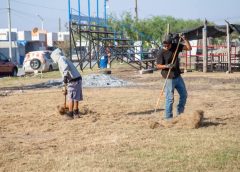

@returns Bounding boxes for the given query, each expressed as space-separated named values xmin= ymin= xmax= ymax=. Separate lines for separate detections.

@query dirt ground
xmin=0 ymin=66 xmax=240 ymax=171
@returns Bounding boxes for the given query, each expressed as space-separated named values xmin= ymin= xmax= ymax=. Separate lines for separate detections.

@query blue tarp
xmin=17 ymin=40 xmax=27 ymax=46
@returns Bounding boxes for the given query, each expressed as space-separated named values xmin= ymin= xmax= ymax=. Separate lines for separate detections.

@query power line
xmin=12 ymin=0 xmax=66 ymax=11
xmin=207 ymin=17 xmax=240 ymax=24
xmin=0 ymin=10 xmax=7 ymax=14
xmin=11 ymin=9 xmax=66 ymax=31
xmin=12 ymin=8 xmax=61 ymax=21
xmin=12 ymin=9 xmax=37 ymax=19
xmin=11 ymin=9 xmax=37 ymax=22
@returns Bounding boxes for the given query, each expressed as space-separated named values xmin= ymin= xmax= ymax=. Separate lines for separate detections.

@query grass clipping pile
xmin=56 ymin=105 xmax=91 ymax=116
xmin=57 ymin=105 xmax=68 ymax=115
xmin=150 ymin=110 xmax=204 ymax=129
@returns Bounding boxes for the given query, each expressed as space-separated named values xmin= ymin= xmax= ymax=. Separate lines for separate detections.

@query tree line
xmin=108 ymin=12 xmax=204 ymax=45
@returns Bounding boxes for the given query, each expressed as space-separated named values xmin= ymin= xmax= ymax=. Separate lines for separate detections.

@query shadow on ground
xmin=201 ymin=118 xmax=227 ymax=127
xmin=126 ymin=108 xmax=164 ymax=116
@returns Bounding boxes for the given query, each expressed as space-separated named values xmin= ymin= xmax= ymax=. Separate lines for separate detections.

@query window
xmin=0 ymin=53 xmax=9 ymax=62
xmin=44 ymin=52 xmax=52 ymax=60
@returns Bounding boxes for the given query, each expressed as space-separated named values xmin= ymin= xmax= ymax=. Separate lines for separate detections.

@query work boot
xmin=65 ymin=111 xmax=74 ymax=120
xmin=73 ymin=109 xmax=80 ymax=119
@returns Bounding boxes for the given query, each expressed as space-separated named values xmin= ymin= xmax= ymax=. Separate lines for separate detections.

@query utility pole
xmin=135 ymin=0 xmax=139 ymax=40
xmin=58 ymin=17 xmax=61 ymax=32
xmin=202 ymin=19 xmax=208 ymax=73
xmin=226 ymin=21 xmax=231 ymax=73
xmin=68 ymin=0 xmax=72 ymax=60
xmin=167 ymin=23 xmax=170 ymax=35
xmin=7 ymin=0 xmax=12 ymax=60
xmin=135 ymin=0 xmax=138 ymax=21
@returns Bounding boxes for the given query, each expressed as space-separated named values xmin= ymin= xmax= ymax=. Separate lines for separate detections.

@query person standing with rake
xmin=156 ymin=34 xmax=192 ymax=120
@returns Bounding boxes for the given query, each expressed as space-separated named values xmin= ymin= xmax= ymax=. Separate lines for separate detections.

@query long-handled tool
xmin=153 ymin=36 xmax=183 ymax=115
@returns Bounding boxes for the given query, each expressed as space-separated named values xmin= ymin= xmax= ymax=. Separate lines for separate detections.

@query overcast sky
xmin=0 ymin=0 xmax=240 ymax=32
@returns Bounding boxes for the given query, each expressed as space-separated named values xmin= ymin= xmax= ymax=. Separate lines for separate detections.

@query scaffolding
xmin=68 ymin=0 xmax=157 ymax=71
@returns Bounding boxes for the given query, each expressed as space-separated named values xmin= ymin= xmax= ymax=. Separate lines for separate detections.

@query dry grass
xmin=0 ymin=71 xmax=61 ymax=89
xmin=0 ymin=66 xmax=240 ymax=171
xmin=150 ymin=110 xmax=205 ymax=129
xmin=0 ymin=66 xmax=101 ymax=89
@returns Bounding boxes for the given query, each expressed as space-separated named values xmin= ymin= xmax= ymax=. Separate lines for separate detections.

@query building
xmin=0 ymin=28 xmax=69 ymax=66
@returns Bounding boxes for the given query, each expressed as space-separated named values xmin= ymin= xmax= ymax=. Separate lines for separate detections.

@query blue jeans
xmin=164 ymin=76 xmax=187 ymax=119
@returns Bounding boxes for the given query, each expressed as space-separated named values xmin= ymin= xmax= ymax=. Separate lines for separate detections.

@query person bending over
xmin=51 ymin=48 xmax=83 ymax=119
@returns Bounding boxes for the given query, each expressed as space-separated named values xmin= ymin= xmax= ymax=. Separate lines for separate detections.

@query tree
xmin=108 ymin=12 xmax=203 ymax=48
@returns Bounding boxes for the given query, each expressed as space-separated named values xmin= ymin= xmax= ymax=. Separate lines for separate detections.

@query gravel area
xmin=0 ymin=74 xmax=133 ymax=91
xmin=82 ymin=74 xmax=133 ymax=88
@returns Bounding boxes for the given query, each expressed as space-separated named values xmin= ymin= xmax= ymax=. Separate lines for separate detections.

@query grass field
xmin=0 ymin=65 xmax=240 ymax=171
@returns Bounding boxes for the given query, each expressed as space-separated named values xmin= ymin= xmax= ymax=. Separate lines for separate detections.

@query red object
xmin=0 ymin=52 xmax=18 ymax=76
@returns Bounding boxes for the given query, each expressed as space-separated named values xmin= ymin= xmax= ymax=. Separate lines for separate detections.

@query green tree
xmin=108 ymin=12 xmax=204 ymax=48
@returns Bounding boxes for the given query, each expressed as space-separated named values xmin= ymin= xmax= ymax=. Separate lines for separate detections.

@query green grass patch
xmin=206 ymin=148 xmax=240 ymax=170
xmin=0 ymin=71 xmax=61 ymax=88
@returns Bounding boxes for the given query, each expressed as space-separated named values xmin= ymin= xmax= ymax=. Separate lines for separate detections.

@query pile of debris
xmin=150 ymin=110 xmax=204 ymax=129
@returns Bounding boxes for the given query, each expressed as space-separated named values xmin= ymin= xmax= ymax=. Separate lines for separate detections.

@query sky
xmin=0 ymin=0 xmax=240 ymax=32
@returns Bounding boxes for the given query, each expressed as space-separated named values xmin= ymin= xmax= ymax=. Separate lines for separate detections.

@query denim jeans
xmin=164 ymin=76 xmax=187 ymax=119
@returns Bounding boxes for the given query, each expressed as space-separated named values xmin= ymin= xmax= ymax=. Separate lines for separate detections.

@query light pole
xmin=36 ymin=14 xmax=44 ymax=30
xmin=36 ymin=14 xmax=45 ymax=49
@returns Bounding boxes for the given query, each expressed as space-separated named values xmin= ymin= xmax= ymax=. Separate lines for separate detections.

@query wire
xmin=12 ymin=8 xmax=61 ymax=21
xmin=12 ymin=9 xmax=37 ymax=19
xmin=11 ymin=10 xmax=38 ymax=23
xmin=11 ymin=9 xmax=66 ymax=30
xmin=12 ymin=0 xmax=66 ymax=11
xmin=199 ymin=15 xmax=240 ymax=24
xmin=70 ymin=8 xmax=86 ymax=16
